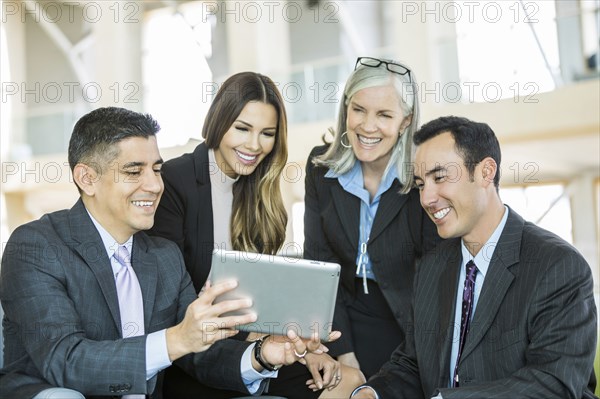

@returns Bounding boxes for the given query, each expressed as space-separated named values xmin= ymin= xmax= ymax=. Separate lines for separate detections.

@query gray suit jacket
xmin=0 ymin=199 xmax=251 ymax=399
xmin=367 ymin=208 xmax=597 ymax=399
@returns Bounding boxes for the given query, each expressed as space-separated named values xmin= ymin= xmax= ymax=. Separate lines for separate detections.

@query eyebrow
xmin=414 ymin=165 xmax=446 ymax=180
xmin=349 ymin=99 xmax=397 ymax=114
xmin=122 ymin=159 xmax=164 ymax=168
xmin=235 ymin=119 xmax=253 ymax=128
xmin=236 ymin=119 xmax=277 ymax=131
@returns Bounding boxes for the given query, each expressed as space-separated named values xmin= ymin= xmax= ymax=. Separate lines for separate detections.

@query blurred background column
xmin=2 ymin=5 xmax=28 ymax=159
xmin=569 ymin=173 xmax=599 ymax=293
xmin=225 ymin=1 xmax=291 ymax=77
xmin=92 ymin=1 xmax=143 ymax=110
xmin=2 ymin=7 xmax=30 ymax=240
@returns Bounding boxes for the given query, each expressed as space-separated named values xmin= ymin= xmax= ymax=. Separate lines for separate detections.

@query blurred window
xmin=455 ymin=0 xmax=560 ymax=102
xmin=142 ymin=3 xmax=214 ymax=147
xmin=500 ymin=183 xmax=572 ymax=243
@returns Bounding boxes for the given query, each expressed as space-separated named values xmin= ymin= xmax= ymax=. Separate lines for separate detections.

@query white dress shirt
xmin=352 ymin=207 xmax=510 ymax=399
xmin=448 ymin=206 xmax=509 ymax=387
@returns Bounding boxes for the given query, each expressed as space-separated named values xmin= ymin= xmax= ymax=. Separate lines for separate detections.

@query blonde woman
xmin=304 ymin=58 xmax=441 ymax=378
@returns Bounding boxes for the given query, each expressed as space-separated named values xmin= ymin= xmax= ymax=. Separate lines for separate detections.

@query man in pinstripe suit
xmin=352 ymin=116 xmax=597 ymax=398
xmin=0 ymin=107 xmax=325 ymax=399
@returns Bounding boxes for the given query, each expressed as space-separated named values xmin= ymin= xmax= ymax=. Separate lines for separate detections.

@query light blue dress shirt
xmin=326 ymin=162 xmax=399 ymax=293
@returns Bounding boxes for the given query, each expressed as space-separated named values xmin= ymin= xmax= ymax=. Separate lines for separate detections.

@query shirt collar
xmin=326 ymin=161 xmax=362 ymax=191
xmin=325 ymin=162 xmax=399 ymax=201
xmin=86 ymin=209 xmax=133 ymax=259
xmin=460 ymin=205 xmax=509 ymax=278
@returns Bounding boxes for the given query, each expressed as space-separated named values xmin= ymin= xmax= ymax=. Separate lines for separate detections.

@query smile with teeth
xmin=235 ymin=150 xmax=258 ymax=162
xmin=432 ymin=207 xmax=450 ymax=219
xmin=357 ymin=134 xmax=382 ymax=145
xmin=132 ymin=200 xmax=154 ymax=207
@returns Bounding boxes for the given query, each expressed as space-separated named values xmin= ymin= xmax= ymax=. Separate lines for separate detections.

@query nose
xmin=245 ymin=132 xmax=261 ymax=152
xmin=362 ymin=113 xmax=378 ymax=133
xmin=419 ymin=180 xmax=438 ymax=209
xmin=142 ymin=170 xmax=163 ymax=194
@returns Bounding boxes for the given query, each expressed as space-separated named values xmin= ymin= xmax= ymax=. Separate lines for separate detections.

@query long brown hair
xmin=202 ymin=72 xmax=288 ymax=254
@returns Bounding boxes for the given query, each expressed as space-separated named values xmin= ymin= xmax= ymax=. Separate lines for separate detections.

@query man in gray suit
xmin=0 ymin=107 xmax=327 ymax=399
xmin=352 ymin=116 xmax=597 ymax=398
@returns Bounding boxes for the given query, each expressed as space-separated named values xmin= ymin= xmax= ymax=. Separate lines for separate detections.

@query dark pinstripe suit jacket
xmin=0 ymin=199 xmax=251 ymax=399
xmin=303 ymin=145 xmax=440 ymax=355
xmin=367 ymin=208 xmax=598 ymax=399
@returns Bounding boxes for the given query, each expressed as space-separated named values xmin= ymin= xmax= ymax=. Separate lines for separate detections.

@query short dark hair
xmin=414 ymin=116 xmax=501 ymax=188
xmin=68 ymin=106 xmax=160 ymax=173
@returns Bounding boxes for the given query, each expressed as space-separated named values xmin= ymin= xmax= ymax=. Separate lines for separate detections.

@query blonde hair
xmin=203 ymin=72 xmax=288 ymax=254
xmin=313 ymin=58 xmax=419 ymax=193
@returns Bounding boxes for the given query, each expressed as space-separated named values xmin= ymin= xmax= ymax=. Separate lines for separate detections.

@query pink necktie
xmin=113 ymin=246 xmax=146 ymax=399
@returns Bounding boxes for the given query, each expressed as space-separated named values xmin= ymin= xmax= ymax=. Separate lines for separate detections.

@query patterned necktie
xmin=453 ymin=260 xmax=478 ymax=387
xmin=113 ymin=246 xmax=146 ymax=399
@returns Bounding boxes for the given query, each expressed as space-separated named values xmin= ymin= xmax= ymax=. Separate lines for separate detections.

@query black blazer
xmin=367 ymin=208 xmax=598 ymax=399
xmin=303 ymin=145 xmax=440 ymax=354
xmin=150 ymin=142 xmax=215 ymax=292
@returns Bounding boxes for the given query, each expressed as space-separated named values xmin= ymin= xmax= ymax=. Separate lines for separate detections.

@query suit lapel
xmin=69 ymin=200 xmax=122 ymax=331
xmin=194 ymin=142 xmax=212 ymax=186
xmin=195 ymin=143 xmax=214 ymax=245
xmin=437 ymin=241 xmax=462 ymax=385
xmin=330 ymin=183 xmax=360 ymax=248
xmin=460 ymin=209 xmax=521 ymax=361
xmin=369 ymin=180 xmax=408 ymax=243
xmin=131 ymin=234 xmax=158 ymax=331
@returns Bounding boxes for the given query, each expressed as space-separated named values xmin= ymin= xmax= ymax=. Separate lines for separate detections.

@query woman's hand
xmin=254 ymin=330 xmax=341 ymax=371
xmin=304 ymin=352 xmax=341 ymax=391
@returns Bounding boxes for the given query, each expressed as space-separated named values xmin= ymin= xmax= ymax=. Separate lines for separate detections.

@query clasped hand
xmin=256 ymin=330 xmax=343 ymax=391
xmin=257 ymin=329 xmax=341 ymax=367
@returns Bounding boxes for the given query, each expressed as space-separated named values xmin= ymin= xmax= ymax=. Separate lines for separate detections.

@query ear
xmin=73 ymin=163 xmax=99 ymax=196
xmin=480 ymin=157 xmax=498 ymax=186
xmin=399 ymin=114 xmax=413 ymax=134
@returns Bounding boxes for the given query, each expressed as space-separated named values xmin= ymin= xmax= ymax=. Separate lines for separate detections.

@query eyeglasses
xmin=354 ymin=57 xmax=412 ymax=83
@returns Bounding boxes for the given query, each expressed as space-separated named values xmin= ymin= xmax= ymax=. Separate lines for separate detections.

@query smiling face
xmin=80 ymin=136 xmax=164 ymax=243
xmin=213 ymin=101 xmax=277 ymax=178
xmin=414 ymin=132 xmax=491 ymax=243
xmin=346 ymin=85 xmax=411 ymax=173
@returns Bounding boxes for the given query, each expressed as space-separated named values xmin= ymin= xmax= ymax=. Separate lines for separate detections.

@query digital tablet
xmin=210 ymin=248 xmax=340 ymax=340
